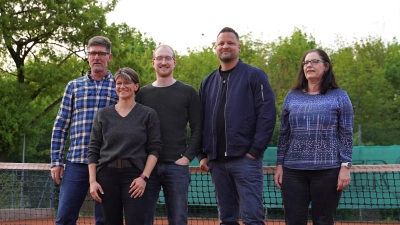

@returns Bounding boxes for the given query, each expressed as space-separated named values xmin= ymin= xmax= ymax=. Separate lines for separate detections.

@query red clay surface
xmin=2 ymin=218 xmax=400 ymax=225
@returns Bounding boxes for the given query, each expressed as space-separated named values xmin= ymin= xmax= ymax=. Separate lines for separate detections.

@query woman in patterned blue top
xmin=274 ymin=49 xmax=354 ymax=225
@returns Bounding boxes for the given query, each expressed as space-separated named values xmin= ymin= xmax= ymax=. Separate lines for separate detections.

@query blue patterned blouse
xmin=277 ymin=88 xmax=354 ymax=170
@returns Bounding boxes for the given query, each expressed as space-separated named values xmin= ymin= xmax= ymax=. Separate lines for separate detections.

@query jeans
xmin=56 ymin=161 xmax=104 ymax=225
xmin=281 ymin=167 xmax=342 ymax=225
xmin=209 ymin=156 xmax=264 ymax=225
xmin=145 ymin=163 xmax=190 ymax=225
xmin=97 ymin=166 xmax=147 ymax=225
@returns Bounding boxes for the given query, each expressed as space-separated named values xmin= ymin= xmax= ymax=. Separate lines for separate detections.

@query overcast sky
xmin=105 ymin=0 xmax=400 ymax=54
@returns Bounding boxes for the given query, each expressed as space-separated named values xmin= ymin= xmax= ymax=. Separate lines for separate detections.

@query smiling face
xmin=215 ymin=32 xmax=241 ymax=63
xmin=303 ymin=52 xmax=329 ymax=83
xmin=115 ymin=77 xmax=139 ymax=100
xmin=88 ymin=45 xmax=112 ymax=77
xmin=152 ymin=46 xmax=176 ymax=78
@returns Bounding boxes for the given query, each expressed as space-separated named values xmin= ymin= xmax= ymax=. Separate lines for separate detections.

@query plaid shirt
xmin=51 ymin=71 xmax=118 ymax=167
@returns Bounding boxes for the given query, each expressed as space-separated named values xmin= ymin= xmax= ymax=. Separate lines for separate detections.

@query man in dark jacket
xmin=197 ymin=27 xmax=276 ymax=225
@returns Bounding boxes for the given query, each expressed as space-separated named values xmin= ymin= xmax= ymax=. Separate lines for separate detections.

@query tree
xmin=384 ymin=39 xmax=400 ymax=90
xmin=263 ymin=28 xmax=318 ymax=145
xmin=332 ymin=37 xmax=400 ymax=145
xmin=103 ymin=22 xmax=157 ymax=86
xmin=0 ymin=0 xmax=118 ymax=161
xmin=174 ymin=45 xmax=219 ymax=91
xmin=265 ymin=28 xmax=318 ymax=104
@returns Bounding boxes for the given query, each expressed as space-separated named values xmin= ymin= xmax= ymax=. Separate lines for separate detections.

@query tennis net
xmin=0 ymin=163 xmax=399 ymax=224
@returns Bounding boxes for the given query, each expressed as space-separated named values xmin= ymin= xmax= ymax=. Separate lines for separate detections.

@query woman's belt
xmin=107 ymin=158 xmax=133 ymax=168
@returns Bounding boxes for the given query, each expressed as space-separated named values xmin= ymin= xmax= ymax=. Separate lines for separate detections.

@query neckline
xmin=114 ymin=103 xmax=136 ymax=118
xmin=305 ymin=91 xmax=320 ymax=95
xmin=302 ymin=88 xmax=320 ymax=95
xmin=151 ymin=80 xmax=178 ymax=88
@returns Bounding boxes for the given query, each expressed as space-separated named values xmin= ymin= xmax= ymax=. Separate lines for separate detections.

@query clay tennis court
xmin=1 ymin=164 xmax=399 ymax=225
xmin=2 ymin=218 xmax=400 ymax=225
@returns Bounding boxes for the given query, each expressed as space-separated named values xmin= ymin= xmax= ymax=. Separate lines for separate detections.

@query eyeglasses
xmin=116 ymin=81 xmax=132 ymax=87
xmin=88 ymin=51 xmax=110 ymax=57
xmin=302 ymin=59 xmax=324 ymax=67
xmin=153 ymin=56 xmax=175 ymax=62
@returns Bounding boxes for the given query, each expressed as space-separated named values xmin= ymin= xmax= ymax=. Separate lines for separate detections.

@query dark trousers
xmin=209 ymin=156 xmax=265 ymax=225
xmin=145 ymin=163 xmax=190 ymax=225
xmin=97 ymin=166 xmax=147 ymax=225
xmin=56 ymin=161 xmax=104 ymax=225
xmin=281 ymin=167 xmax=342 ymax=225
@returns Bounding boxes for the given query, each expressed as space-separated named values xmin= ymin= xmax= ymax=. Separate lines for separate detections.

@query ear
xmin=324 ymin=62 xmax=330 ymax=72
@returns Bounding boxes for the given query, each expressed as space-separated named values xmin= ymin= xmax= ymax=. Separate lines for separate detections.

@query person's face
xmin=88 ymin=45 xmax=112 ymax=74
xmin=215 ymin=32 xmax=241 ymax=63
xmin=303 ymin=52 xmax=328 ymax=82
xmin=152 ymin=46 xmax=176 ymax=77
xmin=115 ymin=77 xmax=138 ymax=99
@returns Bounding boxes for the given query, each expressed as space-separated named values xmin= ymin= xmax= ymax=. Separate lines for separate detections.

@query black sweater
xmin=136 ymin=81 xmax=202 ymax=162
xmin=88 ymin=103 xmax=162 ymax=172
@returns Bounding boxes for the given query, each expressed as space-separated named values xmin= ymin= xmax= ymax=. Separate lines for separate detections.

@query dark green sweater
xmin=88 ymin=103 xmax=162 ymax=172
xmin=136 ymin=80 xmax=202 ymax=162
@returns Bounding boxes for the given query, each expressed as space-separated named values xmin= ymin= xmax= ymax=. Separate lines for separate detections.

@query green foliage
xmin=103 ymin=23 xmax=157 ymax=86
xmin=239 ymin=33 xmax=269 ymax=70
xmin=0 ymin=0 xmax=118 ymax=161
xmin=262 ymin=28 xmax=319 ymax=144
xmin=332 ymin=37 xmax=400 ymax=144
xmin=0 ymin=172 xmax=27 ymax=208
xmin=265 ymin=28 xmax=318 ymax=114
xmin=174 ymin=46 xmax=219 ymax=91
xmin=384 ymin=40 xmax=400 ymax=89
xmin=1 ymin=2 xmax=399 ymax=162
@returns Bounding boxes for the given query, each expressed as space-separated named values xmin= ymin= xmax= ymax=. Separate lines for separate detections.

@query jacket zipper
xmin=224 ymin=74 xmax=231 ymax=156
xmin=261 ymin=84 xmax=265 ymax=101
xmin=212 ymin=76 xmax=222 ymax=159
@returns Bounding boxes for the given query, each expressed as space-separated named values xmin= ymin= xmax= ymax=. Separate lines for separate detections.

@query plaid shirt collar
xmin=85 ymin=70 xmax=114 ymax=82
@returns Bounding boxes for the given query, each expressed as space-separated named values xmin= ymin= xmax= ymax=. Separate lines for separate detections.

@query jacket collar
xmin=217 ymin=59 xmax=243 ymax=75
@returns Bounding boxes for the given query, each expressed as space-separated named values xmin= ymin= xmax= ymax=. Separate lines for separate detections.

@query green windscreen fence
xmin=188 ymin=145 xmax=400 ymax=210
xmin=1 ymin=145 xmax=399 ymax=224
xmin=189 ymin=145 xmax=400 ymax=166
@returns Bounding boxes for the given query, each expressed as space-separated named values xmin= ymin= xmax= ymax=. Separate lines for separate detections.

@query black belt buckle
xmin=117 ymin=158 xmax=122 ymax=168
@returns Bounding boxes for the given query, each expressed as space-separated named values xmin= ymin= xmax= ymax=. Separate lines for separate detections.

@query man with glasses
xmin=136 ymin=44 xmax=202 ymax=225
xmin=50 ymin=36 xmax=118 ymax=225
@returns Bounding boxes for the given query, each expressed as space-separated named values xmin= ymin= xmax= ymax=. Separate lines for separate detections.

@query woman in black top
xmin=88 ymin=67 xmax=162 ymax=225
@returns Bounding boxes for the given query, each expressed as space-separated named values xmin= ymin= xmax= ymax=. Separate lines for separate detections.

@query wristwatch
xmin=341 ymin=162 xmax=352 ymax=168
xmin=140 ymin=174 xmax=149 ymax=182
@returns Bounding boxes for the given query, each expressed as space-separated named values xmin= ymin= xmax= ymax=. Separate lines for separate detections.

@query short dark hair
xmin=88 ymin=36 xmax=112 ymax=53
xmin=114 ymin=67 xmax=140 ymax=93
xmin=217 ymin=27 xmax=239 ymax=41
xmin=292 ymin=49 xmax=339 ymax=94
